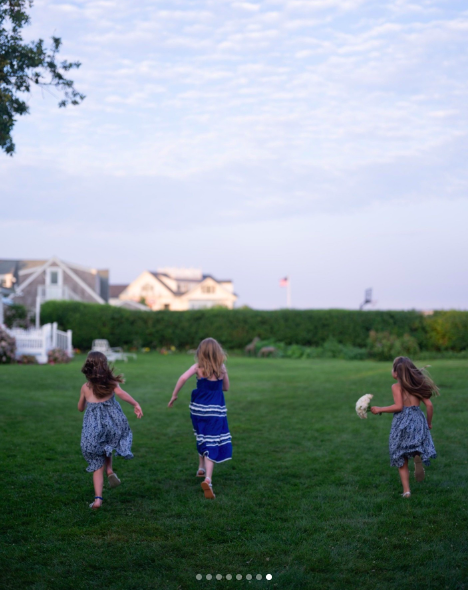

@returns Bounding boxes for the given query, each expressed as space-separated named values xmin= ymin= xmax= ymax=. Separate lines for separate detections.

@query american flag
xmin=279 ymin=277 xmax=289 ymax=287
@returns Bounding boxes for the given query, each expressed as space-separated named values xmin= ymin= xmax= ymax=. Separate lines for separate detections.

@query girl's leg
xmin=92 ymin=465 xmax=105 ymax=507
xmin=398 ymin=458 xmax=410 ymax=495
xmin=105 ymin=455 xmax=114 ymax=476
xmin=201 ymin=458 xmax=216 ymax=499
xmin=197 ymin=454 xmax=206 ymax=476
xmin=204 ymin=458 xmax=214 ymax=482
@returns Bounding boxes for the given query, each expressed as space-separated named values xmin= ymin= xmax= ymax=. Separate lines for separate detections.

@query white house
xmin=112 ymin=268 xmax=237 ymax=311
xmin=0 ymin=257 xmax=109 ymax=327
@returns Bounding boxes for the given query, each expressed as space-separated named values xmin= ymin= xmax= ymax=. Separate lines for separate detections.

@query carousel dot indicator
xmin=236 ymin=574 xmax=242 ymax=580
xmin=226 ymin=574 xmax=232 ymax=580
xmin=246 ymin=574 xmax=252 ymax=580
xmin=256 ymin=574 xmax=262 ymax=580
xmin=266 ymin=574 xmax=273 ymax=580
xmin=206 ymin=574 xmax=212 ymax=580
xmin=196 ymin=574 xmax=202 ymax=580
xmin=216 ymin=574 xmax=222 ymax=580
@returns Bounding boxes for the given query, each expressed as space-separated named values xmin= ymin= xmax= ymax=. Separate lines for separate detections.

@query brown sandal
xmin=201 ymin=479 xmax=216 ymax=499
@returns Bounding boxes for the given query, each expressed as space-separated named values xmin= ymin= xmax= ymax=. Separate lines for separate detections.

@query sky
xmin=1 ymin=0 xmax=467 ymax=310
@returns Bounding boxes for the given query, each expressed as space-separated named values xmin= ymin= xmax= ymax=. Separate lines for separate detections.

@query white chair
xmin=91 ymin=339 xmax=136 ymax=362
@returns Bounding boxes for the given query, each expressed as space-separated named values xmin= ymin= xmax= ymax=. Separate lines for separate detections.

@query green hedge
xmin=39 ymin=301 xmax=451 ymax=351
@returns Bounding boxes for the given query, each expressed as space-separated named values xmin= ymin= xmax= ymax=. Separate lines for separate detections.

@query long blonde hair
xmin=393 ymin=356 xmax=439 ymax=400
xmin=196 ymin=338 xmax=226 ymax=379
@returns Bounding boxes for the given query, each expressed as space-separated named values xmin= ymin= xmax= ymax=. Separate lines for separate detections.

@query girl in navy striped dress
xmin=168 ymin=338 xmax=232 ymax=499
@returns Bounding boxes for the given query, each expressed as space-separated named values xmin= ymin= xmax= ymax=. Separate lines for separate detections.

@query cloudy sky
xmin=2 ymin=0 xmax=467 ymax=309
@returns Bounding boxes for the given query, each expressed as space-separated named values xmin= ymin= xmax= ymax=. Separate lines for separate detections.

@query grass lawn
xmin=0 ymin=354 xmax=467 ymax=590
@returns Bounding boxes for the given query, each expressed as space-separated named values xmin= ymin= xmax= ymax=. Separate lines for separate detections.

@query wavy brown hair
xmin=196 ymin=338 xmax=226 ymax=380
xmin=81 ymin=351 xmax=124 ymax=399
xmin=393 ymin=356 xmax=440 ymax=400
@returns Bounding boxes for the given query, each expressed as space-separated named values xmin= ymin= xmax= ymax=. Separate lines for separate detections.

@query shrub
xmin=367 ymin=331 xmax=420 ymax=361
xmin=41 ymin=301 xmax=430 ymax=351
xmin=4 ymin=304 xmax=34 ymax=329
xmin=0 ymin=327 xmax=16 ymax=364
xmin=18 ymin=354 xmax=38 ymax=364
xmin=47 ymin=348 xmax=70 ymax=364
xmin=425 ymin=311 xmax=468 ymax=352
xmin=253 ymin=338 xmax=368 ymax=361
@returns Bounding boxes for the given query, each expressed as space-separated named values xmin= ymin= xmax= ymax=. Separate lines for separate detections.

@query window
xmin=164 ymin=304 xmax=170 ymax=310
xmin=141 ymin=283 xmax=154 ymax=294
xmin=201 ymin=285 xmax=216 ymax=294
xmin=46 ymin=267 xmax=62 ymax=286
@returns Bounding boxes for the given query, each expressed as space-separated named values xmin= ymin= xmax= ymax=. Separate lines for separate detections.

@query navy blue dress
xmin=389 ymin=406 xmax=436 ymax=468
xmin=189 ymin=377 xmax=232 ymax=463
xmin=81 ymin=394 xmax=133 ymax=472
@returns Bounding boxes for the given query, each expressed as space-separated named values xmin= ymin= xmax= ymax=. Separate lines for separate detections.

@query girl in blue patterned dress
xmin=79 ymin=352 xmax=143 ymax=509
xmin=371 ymin=356 xmax=439 ymax=498
xmin=168 ymin=338 xmax=231 ymax=499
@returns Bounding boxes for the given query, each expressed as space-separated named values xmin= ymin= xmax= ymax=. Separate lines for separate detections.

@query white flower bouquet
xmin=355 ymin=394 xmax=374 ymax=419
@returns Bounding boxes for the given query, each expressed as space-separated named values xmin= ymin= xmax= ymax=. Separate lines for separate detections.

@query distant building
xmin=112 ymin=268 xmax=237 ymax=311
xmin=1 ymin=257 xmax=109 ymax=312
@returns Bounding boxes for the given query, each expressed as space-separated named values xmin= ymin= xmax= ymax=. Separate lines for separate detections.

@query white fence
xmin=5 ymin=322 xmax=73 ymax=364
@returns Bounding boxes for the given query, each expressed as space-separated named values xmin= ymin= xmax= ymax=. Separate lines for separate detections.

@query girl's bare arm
xmin=422 ymin=398 xmax=434 ymax=428
xmin=222 ymin=364 xmax=230 ymax=391
xmin=77 ymin=385 xmax=87 ymax=412
xmin=371 ymin=384 xmax=404 ymax=414
xmin=114 ymin=385 xmax=143 ymax=418
xmin=168 ymin=364 xmax=198 ymax=407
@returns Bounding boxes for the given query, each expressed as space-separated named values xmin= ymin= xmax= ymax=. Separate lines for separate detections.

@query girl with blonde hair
xmin=168 ymin=338 xmax=231 ymax=499
xmin=371 ymin=356 xmax=438 ymax=498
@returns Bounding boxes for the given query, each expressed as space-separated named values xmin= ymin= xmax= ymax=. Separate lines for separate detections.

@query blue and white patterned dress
xmin=81 ymin=394 xmax=134 ymax=472
xmin=389 ymin=406 xmax=436 ymax=468
xmin=189 ymin=377 xmax=232 ymax=463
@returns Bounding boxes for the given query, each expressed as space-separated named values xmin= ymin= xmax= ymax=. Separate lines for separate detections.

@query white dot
xmin=206 ymin=574 xmax=212 ymax=580
xmin=246 ymin=574 xmax=252 ymax=580
xmin=196 ymin=574 xmax=202 ymax=580
xmin=226 ymin=574 xmax=232 ymax=580
xmin=236 ymin=574 xmax=242 ymax=580
xmin=266 ymin=573 xmax=273 ymax=580
xmin=216 ymin=574 xmax=222 ymax=580
xmin=256 ymin=574 xmax=262 ymax=580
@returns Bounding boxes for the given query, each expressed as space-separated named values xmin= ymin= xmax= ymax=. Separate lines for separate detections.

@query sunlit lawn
xmin=0 ymin=354 xmax=467 ymax=590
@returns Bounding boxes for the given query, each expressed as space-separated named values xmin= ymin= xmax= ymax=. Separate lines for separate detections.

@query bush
xmin=4 ymin=304 xmax=34 ymax=329
xmin=0 ymin=327 xmax=16 ymax=364
xmin=252 ymin=337 xmax=368 ymax=361
xmin=41 ymin=301 xmax=430 ymax=351
xmin=18 ymin=354 xmax=38 ymax=364
xmin=47 ymin=348 xmax=70 ymax=364
xmin=367 ymin=331 xmax=420 ymax=361
xmin=425 ymin=311 xmax=468 ymax=352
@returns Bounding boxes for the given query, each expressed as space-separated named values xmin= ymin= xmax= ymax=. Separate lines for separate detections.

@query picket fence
xmin=6 ymin=323 xmax=73 ymax=364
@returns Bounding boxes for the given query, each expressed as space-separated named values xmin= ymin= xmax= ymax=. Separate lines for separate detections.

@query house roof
xmin=109 ymin=284 xmax=128 ymax=298
xmin=202 ymin=274 xmax=233 ymax=283
xmin=0 ymin=260 xmax=19 ymax=275
xmin=148 ymin=272 xmax=178 ymax=295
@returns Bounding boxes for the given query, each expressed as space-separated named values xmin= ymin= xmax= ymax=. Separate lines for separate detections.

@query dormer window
xmin=201 ymin=285 xmax=216 ymax=294
xmin=46 ymin=267 xmax=63 ymax=286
